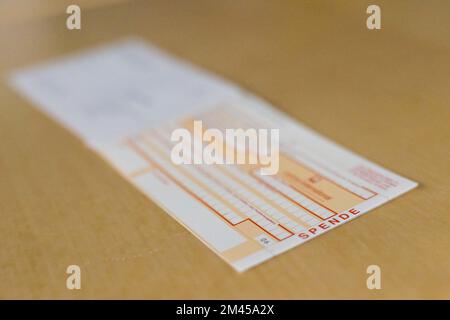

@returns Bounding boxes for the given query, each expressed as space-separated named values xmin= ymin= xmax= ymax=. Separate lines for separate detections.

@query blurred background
xmin=0 ymin=0 xmax=449 ymax=299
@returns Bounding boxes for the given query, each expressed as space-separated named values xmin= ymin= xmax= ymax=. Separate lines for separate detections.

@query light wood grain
xmin=0 ymin=0 xmax=449 ymax=299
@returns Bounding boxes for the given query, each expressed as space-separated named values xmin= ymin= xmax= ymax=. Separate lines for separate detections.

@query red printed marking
xmin=251 ymin=172 xmax=327 ymax=221
xmin=126 ymin=138 xmax=292 ymax=242
xmin=282 ymin=152 xmax=378 ymax=200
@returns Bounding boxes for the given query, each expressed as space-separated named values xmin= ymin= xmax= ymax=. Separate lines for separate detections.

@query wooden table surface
xmin=0 ymin=0 xmax=449 ymax=299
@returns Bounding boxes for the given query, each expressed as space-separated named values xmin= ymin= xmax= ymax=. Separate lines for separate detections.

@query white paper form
xmin=9 ymin=39 xmax=417 ymax=271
